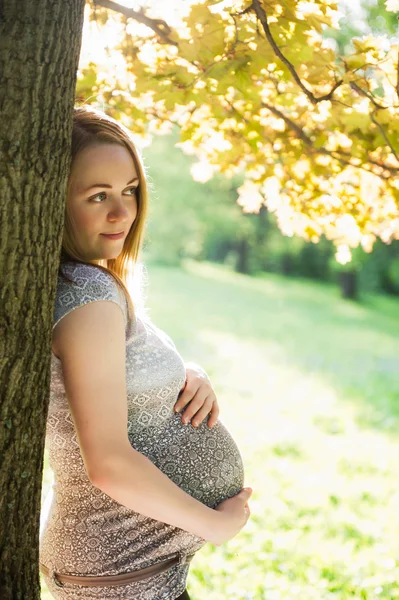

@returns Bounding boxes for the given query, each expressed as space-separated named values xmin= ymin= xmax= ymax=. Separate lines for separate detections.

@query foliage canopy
xmin=78 ymin=0 xmax=399 ymax=262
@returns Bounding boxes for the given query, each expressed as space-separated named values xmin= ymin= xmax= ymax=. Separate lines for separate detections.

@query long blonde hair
xmin=60 ymin=105 xmax=149 ymax=319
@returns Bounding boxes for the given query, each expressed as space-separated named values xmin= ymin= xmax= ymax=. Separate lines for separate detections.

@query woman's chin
xmin=86 ymin=251 xmax=121 ymax=262
xmin=97 ymin=245 xmax=123 ymax=260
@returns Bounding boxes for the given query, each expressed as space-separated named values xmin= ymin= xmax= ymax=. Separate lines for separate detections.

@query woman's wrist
xmin=200 ymin=505 xmax=225 ymax=545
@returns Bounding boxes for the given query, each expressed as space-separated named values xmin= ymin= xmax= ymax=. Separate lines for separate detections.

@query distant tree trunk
xmin=235 ymin=238 xmax=250 ymax=273
xmin=339 ymin=271 xmax=358 ymax=300
xmin=0 ymin=1 xmax=85 ymax=598
xmin=281 ymin=253 xmax=295 ymax=275
xmin=255 ymin=204 xmax=268 ymax=243
xmin=255 ymin=205 xmax=269 ymax=271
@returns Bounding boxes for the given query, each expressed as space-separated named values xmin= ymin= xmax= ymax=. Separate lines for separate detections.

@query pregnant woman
xmin=39 ymin=105 xmax=252 ymax=600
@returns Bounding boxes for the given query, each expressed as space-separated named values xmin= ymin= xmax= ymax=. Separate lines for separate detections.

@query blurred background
xmin=141 ymin=124 xmax=399 ymax=299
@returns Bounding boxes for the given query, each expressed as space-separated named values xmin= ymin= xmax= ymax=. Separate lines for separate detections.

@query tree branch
xmin=262 ymin=101 xmax=312 ymax=146
xmin=224 ymin=99 xmax=251 ymax=125
xmin=261 ymin=101 xmax=398 ymax=179
xmin=370 ymin=110 xmax=399 ymax=164
xmin=349 ymin=82 xmax=399 ymax=164
xmin=350 ymin=80 xmax=388 ymax=110
xmin=250 ymin=0 xmax=343 ymax=105
xmin=397 ymin=49 xmax=399 ymax=100
xmin=93 ymin=0 xmax=178 ymax=46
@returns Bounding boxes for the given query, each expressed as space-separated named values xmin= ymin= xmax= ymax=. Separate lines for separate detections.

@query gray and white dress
xmin=39 ymin=261 xmax=245 ymax=600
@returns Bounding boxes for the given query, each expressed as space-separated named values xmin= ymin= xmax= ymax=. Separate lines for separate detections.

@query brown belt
xmin=40 ymin=552 xmax=195 ymax=588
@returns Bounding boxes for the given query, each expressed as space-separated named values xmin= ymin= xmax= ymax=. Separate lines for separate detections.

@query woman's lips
xmin=101 ymin=231 xmax=125 ymax=240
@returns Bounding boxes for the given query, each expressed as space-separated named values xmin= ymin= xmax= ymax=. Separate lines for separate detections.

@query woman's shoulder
xmin=58 ymin=260 xmax=109 ymax=280
xmin=54 ymin=261 xmax=128 ymax=329
xmin=58 ymin=261 xmax=118 ymax=291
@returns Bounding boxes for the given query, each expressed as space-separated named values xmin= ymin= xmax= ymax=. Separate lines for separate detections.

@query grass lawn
xmin=41 ymin=261 xmax=399 ymax=599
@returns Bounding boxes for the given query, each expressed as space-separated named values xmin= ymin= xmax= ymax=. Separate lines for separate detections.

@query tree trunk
xmin=0 ymin=1 xmax=85 ymax=598
xmin=281 ymin=252 xmax=294 ymax=275
xmin=235 ymin=238 xmax=250 ymax=274
xmin=339 ymin=271 xmax=358 ymax=300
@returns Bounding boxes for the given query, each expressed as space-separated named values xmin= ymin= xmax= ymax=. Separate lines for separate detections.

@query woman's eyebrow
xmin=81 ymin=177 xmax=139 ymax=193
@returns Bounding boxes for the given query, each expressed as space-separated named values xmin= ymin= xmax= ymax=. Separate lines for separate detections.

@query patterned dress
xmin=40 ymin=262 xmax=245 ymax=600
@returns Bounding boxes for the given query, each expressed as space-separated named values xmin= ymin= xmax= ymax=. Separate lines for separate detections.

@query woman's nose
xmin=108 ymin=198 xmax=129 ymax=221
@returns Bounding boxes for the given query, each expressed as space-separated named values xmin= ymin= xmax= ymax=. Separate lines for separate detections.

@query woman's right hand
xmin=209 ymin=487 xmax=253 ymax=546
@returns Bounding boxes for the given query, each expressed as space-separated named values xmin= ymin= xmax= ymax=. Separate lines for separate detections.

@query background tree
xmin=0 ymin=1 xmax=86 ymax=598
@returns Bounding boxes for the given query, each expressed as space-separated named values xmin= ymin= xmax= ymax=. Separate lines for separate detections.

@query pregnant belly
xmin=40 ymin=413 xmax=245 ymax=576
xmin=128 ymin=412 xmax=245 ymax=509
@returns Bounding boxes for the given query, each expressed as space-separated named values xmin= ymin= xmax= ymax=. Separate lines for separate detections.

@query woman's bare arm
xmin=53 ymin=300 xmax=221 ymax=543
xmin=92 ymin=442 xmax=220 ymax=542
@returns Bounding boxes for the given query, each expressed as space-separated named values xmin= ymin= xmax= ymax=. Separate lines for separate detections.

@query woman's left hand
xmin=174 ymin=362 xmax=219 ymax=428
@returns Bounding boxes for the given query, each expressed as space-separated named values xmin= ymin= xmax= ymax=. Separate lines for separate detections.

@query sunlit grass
xmin=41 ymin=261 xmax=399 ymax=599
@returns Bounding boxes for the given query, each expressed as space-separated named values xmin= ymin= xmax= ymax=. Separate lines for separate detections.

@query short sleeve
xmin=53 ymin=263 xmax=127 ymax=331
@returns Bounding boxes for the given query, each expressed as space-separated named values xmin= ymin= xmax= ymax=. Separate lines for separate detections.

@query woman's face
xmin=67 ymin=143 xmax=139 ymax=261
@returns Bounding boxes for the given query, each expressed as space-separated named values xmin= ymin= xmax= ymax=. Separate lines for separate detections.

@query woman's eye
xmin=90 ymin=192 xmax=107 ymax=202
xmin=90 ymin=186 xmax=138 ymax=203
xmin=127 ymin=186 xmax=139 ymax=195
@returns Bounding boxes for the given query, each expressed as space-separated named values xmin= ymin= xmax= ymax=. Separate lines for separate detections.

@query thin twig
xmin=224 ymin=99 xmax=251 ymax=125
xmin=397 ymin=48 xmax=399 ymax=99
xmin=260 ymin=101 xmax=397 ymax=178
xmin=350 ymin=81 xmax=388 ymax=110
xmin=262 ymin=102 xmax=312 ymax=145
xmin=93 ymin=0 xmax=178 ymax=46
xmin=370 ymin=110 xmax=399 ymax=164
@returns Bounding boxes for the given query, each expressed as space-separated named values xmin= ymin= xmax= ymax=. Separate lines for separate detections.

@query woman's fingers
xmin=174 ymin=374 xmax=219 ymax=428
xmin=191 ymin=396 xmax=219 ymax=427
xmin=180 ymin=394 xmax=214 ymax=425
xmin=205 ymin=401 xmax=219 ymax=428
xmin=174 ymin=380 xmax=200 ymax=412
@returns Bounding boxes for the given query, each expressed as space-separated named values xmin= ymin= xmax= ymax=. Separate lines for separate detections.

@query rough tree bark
xmin=0 ymin=0 xmax=86 ymax=598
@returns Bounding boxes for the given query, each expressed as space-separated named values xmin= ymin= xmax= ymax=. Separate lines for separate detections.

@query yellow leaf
xmin=304 ymin=66 xmax=329 ymax=84
xmin=345 ymin=55 xmax=367 ymax=71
